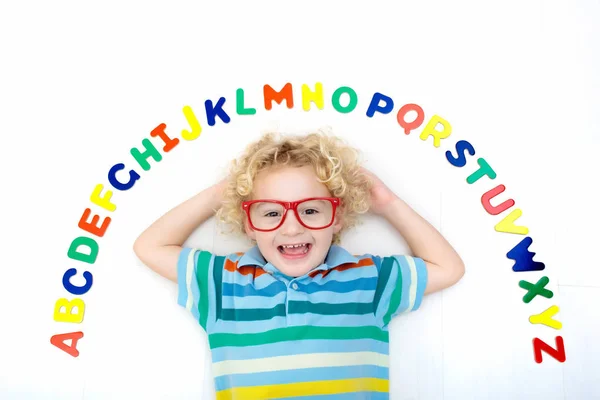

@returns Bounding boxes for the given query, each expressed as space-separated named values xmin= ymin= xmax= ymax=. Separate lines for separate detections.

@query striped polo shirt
xmin=177 ymin=244 xmax=427 ymax=400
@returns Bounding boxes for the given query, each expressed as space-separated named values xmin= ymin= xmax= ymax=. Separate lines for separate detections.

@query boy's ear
xmin=332 ymin=210 xmax=344 ymax=234
xmin=243 ymin=218 xmax=257 ymax=240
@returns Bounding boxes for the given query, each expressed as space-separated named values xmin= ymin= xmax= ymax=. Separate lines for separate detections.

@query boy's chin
xmin=275 ymin=259 xmax=317 ymax=278
xmin=277 ymin=263 xmax=313 ymax=278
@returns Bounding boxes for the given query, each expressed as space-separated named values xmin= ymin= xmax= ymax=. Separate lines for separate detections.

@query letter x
xmin=519 ymin=276 xmax=553 ymax=303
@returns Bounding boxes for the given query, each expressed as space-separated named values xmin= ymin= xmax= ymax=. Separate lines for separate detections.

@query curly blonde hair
xmin=215 ymin=128 xmax=372 ymax=245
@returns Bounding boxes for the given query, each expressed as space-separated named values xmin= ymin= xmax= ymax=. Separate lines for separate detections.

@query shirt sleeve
xmin=177 ymin=247 xmax=217 ymax=332
xmin=371 ymin=254 xmax=428 ymax=329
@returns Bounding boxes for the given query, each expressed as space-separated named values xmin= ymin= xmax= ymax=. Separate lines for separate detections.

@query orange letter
xmin=264 ymin=83 xmax=294 ymax=110
xmin=78 ymin=208 xmax=111 ymax=237
xmin=50 ymin=331 xmax=84 ymax=357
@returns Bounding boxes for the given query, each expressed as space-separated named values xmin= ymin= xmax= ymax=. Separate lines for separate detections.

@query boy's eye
xmin=302 ymin=208 xmax=319 ymax=215
xmin=264 ymin=211 xmax=280 ymax=217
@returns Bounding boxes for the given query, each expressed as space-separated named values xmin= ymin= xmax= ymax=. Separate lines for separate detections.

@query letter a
xmin=50 ymin=331 xmax=84 ymax=358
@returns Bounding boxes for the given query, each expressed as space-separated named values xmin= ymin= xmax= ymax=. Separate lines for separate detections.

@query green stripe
xmin=221 ymin=304 xmax=286 ymax=321
xmin=383 ymin=257 xmax=403 ymax=326
xmin=196 ymin=251 xmax=212 ymax=330
xmin=373 ymin=257 xmax=393 ymax=314
xmin=213 ymin=255 xmax=225 ymax=321
xmin=209 ymin=326 xmax=388 ymax=349
xmin=289 ymin=301 xmax=373 ymax=315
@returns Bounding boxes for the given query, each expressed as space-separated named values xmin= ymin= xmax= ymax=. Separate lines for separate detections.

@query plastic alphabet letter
xmin=529 ymin=305 xmax=562 ymax=330
xmin=331 ymin=86 xmax=358 ymax=113
xmin=130 ymin=138 xmax=163 ymax=171
xmin=481 ymin=184 xmax=515 ymax=215
xmin=90 ymin=184 xmax=117 ymax=212
xmin=63 ymin=268 xmax=93 ymax=296
xmin=519 ymin=276 xmax=553 ymax=303
xmin=420 ymin=115 xmax=452 ymax=148
xmin=181 ymin=106 xmax=202 ymax=140
xmin=78 ymin=208 xmax=111 ymax=238
xmin=236 ymin=89 xmax=256 ymax=115
xmin=205 ymin=97 xmax=231 ymax=126
xmin=67 ymin=236 xmax=98 ymax=264
xmin=50 ymin=331 xmax=84 ymax=358
xmin=264 ymin=83 xmax=294 ymax=110
xmin=108 ymin=163 xmax=141 ymax=191
xmin=396 ymin=103 xmax=424 ymax=135
xmin=533 ymin=336 xmax=566 ymax=363
xmin=302 ymin=82 xmax=324 ymax=111
xmin=150 ymin=123 xmax=179 ymax=152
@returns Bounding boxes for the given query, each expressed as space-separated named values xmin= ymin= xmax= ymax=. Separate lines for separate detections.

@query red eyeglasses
xmin=241 ymin=197 xmax=341 ymax=232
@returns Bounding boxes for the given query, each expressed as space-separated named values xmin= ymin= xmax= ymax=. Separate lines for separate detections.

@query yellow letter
xmin=494 ymin=208 xmax=529 ymax=235
xmin=302 ymin=82 xmax=324 ymax=111
xmin=90 ymin=184 xmax=116 ymax=212
xmin=181 ymin=105 xmax=202 ymax=140
xmin=420 ymin=115 xmax=452 ymax=148
xmin=54 ymin=298 xmax=86 ymax=323
xmin=530 ymin=305 xmax=562 ymax=330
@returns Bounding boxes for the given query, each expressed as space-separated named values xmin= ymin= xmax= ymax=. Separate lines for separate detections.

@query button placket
xmin=287 ymin=280 xmax=300 ymax=325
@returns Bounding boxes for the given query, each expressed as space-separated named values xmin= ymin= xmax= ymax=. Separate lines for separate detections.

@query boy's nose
xmin=280 ymin=210 xmax=305 ymax=234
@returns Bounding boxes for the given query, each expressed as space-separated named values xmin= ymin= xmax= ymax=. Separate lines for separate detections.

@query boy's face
xmin=243 ymin=165 xmax=343 ymax=277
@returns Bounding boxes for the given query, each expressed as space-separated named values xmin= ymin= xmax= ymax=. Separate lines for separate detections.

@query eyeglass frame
xmin=241 ymin=197 xmax=342 ymax=232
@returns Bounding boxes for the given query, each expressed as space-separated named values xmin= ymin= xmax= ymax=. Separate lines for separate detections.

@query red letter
xmin=533 ymin=336 xmax=566 ymax=363
xmin=264 ymin=83 xmax=294 ymax=110
xmin=481 ymin=184 xmax=515 ymax=215
xmin=396 ymin=103 xmax=424 ymax=135
xmin=50 ymin=331 xmax=84 ymax=358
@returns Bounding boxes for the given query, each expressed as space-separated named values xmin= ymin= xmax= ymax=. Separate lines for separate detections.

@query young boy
xmin=133 ymin=130 xmax=465 ymax=399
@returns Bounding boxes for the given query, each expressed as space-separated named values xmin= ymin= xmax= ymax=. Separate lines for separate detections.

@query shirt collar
xmin=237 ymin=244 xmax=360 ymax=276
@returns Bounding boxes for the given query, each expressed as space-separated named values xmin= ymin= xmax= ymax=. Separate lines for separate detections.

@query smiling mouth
xmin=278 ymin=243 xmax=312 ymax=255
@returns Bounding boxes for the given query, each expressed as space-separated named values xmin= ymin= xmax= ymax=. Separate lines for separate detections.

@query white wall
xmin=1 ymin=1 xmax=599 ymax=399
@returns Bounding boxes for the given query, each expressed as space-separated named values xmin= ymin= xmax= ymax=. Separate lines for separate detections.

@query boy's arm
xmin=381 ymin=196 xmax=465 ymax=295
xmin=133 ymin=179 xmax=227 ymax=283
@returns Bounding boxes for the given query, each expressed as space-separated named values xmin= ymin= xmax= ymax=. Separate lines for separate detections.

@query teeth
xmin=282 ymin=243 xmax=307 ymax=248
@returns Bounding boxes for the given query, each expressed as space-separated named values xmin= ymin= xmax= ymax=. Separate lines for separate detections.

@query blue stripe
xmin=222 ymin=281 xmax=286 ymax=297
xmin=190 ymin=254 xmax=201 ymax=322
xmin=288 ymin=313 xmax=376 ymax=327
xmin=395 ymin=256 xmax=412 ymax=315
xmin=211 ymin=338 xmax=389 ymax=362
xmin=222 ymin=292 xmax=287 ymax=309
xmin=309 ymin=265 xmax=378 ymax=283
xmin=176 ymin=248 xmax=191 ymax=307
xmin=213 ymin=313 xmax=377 ymax=335
xmin=213 ymin=316 xmax=289 ymax=333
xmin=414 ymin=257 xmax=427 ymax=310
xmin=299 ymin=277 xmax=378 ymax=293
xmin=367 ymin=254 xmax=382 ymax=272
xmin=221 ymin=270 xmax=277 ymax=290
xmin=374 ymin=257 xmax=397 ymax=328
xmin=303 ymin=289 xmax=374 ymax=304
xmin=214 ymin=365 xmax=389 ymax=391
xmin=205 ymin=252 xmax=216 ymax=332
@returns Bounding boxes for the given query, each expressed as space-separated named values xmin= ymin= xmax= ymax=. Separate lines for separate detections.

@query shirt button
xmin=291 ymin=282 xmax=299 ymax=290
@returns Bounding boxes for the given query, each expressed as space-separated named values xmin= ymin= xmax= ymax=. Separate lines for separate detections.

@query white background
xmin=1 ymin=1 xmax=599 ymax=399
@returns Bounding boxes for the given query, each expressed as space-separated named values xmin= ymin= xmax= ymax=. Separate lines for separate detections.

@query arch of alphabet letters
xmin=49 ymin=82 xmax=566 ymax=364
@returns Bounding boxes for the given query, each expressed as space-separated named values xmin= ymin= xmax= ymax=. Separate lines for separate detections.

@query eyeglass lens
xmin=249 ymin=199 xmax=333 ymax=230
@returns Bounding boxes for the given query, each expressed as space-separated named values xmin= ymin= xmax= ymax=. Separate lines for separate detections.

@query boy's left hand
xmin=360 ymin=167 xmax=399 ymax=216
